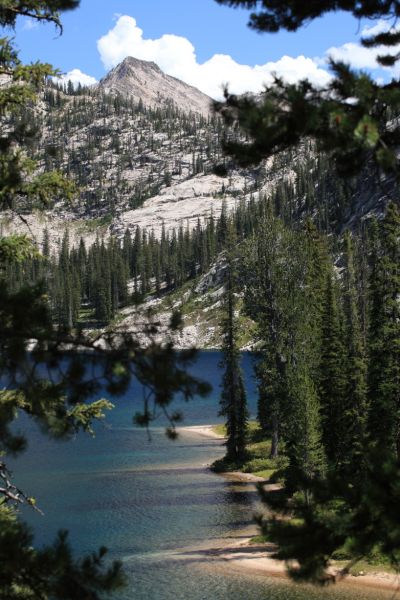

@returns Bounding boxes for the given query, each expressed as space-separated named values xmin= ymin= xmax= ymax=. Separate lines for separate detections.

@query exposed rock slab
xmin=112 ymin=173 xmax=250 ymax=237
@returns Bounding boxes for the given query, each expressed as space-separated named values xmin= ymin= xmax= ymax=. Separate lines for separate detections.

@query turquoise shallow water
xmin=10 ymin=352 xmax=394 ymax=599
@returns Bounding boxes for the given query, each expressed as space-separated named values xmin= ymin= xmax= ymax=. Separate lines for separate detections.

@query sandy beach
xmin=181 ymin=423 xmax=400 ymax=594
xmin=197 ymin=537 xmax=400 ymax=593
xmin=178 ymin=424 xmax=225 ymax=439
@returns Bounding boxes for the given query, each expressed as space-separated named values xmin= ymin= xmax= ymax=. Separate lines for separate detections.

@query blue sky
xmin=10 ymin=0 xmax=397 ymax=98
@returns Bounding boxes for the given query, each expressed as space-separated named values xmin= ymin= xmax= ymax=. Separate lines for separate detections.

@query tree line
xmin=4 ymin=193 xmax=256 ymax=327
xmin=217 ymin=197 xmax=400 ymax=580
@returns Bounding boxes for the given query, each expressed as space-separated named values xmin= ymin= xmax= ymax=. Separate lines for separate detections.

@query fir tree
xmin=243 ymin=211 xmax=287 ymax=457
xmin=318 ymin=270 xmax=347 ymax=468
xmin=285 ymin=364 xmax=327 ymax=492
xmin=341 ymin=232 xmax=368 ymax=477
xmin=368 ymin=203 xmax=400 ymax=456
xmin=219 ymin=225 xmax=248 ymax=462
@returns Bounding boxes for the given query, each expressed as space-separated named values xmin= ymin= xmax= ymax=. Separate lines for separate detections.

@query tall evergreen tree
xmin=318 ymin=270 xmax=347 ymax=468
xmin=219 ymin=224 xmax=248 ymax=462
xmin=285 ymin=364 xmax=327 ymax=492
xmin=243 ymin=211 xmax=287 ymax=457
xmin=341 ymin=232 xmax=368 ymax=477
xmin=368 ymin=203 xmax=400 ymax=456
xmin=284 ymin=227 xmax=327 ymax=491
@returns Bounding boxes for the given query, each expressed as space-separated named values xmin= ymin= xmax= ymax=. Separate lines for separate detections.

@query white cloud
xmin=97 ymin=15 xmax=331 ymax=99
xmin=325 ymin=20 xmax=400 ymax=78
xmin=53 ymin=69 xmax=97 ymax=88
xmin=326 ymin=42 xmax=382 ymax=69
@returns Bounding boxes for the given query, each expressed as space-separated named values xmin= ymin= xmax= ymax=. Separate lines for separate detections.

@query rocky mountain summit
xmin=98 ymin=56 xmax=213 ymax=116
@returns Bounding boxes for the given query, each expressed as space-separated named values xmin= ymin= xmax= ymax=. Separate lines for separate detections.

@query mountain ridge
xmin=97 ymin=56 xmax=213 ymax=116
xmin=1 ymin=57 xmax=394 ymax=256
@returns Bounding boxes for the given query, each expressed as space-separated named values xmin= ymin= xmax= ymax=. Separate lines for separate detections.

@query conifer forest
xmin=1 ymin=1 xmax=400 ymax=599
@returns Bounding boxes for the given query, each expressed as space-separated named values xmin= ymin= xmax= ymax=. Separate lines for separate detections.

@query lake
xmin=11 ymin=352 xmax=392 ymax=599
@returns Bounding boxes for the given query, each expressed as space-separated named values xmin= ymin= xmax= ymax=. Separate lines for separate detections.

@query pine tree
xmin=285 ymin=364 xmax=327 ymax=492
xmin=219 ymin=225 xmax=248 ymax=462
xmin=368 ymin=203 xmax=400 ymax=457
xmin=341 ymin=232 xmax=368 ymax=478
xmin=318 ymin=270 xmax=347 ymax=468
xmin=42 ymin=228 xmax=50 ymax=258
xmin=284 ymin=227 xmax=327 ymax=491
xmin=217 ymin=198 xmax=229 ymax=249
xmin=244 ymin=209 xmax=296 ymax=458
xmin=303 ymin=221 xmax=331 ymax=383
xmin=122 ymin=228 xmax=132 ymax=269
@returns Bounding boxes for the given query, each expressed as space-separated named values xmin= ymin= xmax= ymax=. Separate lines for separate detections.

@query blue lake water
xmin=11 ymin=352 xmax=392 ymax=599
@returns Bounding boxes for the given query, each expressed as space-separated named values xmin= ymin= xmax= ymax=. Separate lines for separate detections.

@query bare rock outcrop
xmin=98 ymin=56 xmax=213 ymax=116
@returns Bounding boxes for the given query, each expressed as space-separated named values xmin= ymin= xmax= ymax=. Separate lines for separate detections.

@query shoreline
xmin=181 ymin=423 xmax=400 ymax=594
xmin=199 ymin=538 xmax=400 ymax=593
xmin=178 ymin=425 xmax=224 ymax=439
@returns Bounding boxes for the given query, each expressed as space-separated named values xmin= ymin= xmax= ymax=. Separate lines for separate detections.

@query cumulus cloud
xmin=325 ymin=20 xmax=400 ymax=77
xmin=53 ymin=68 xmax=97 ymax=88
xmin=326 ymin=42 xmax=382 ymax=69
xmin=97 ymin=15 xmax=331 ymax=99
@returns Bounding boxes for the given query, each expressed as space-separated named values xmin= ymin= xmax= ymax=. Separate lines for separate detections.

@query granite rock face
xmin=98 ymin=56 xmax=213 ymax=116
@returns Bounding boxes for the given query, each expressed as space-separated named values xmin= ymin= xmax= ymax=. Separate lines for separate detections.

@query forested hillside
xmin=3 ymin=58 xmax=398 ymax=343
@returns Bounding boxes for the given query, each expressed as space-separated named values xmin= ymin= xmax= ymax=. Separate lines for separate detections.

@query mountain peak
xmin=115 ymin=56 xmax=162 ymax=75
xmin=98 ymin=56 xmax=212 ymax=116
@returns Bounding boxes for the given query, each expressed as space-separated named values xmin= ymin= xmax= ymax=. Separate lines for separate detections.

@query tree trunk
xmin=270 ymin=413 xmax=279 ymax=458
